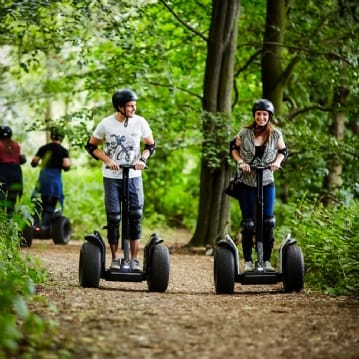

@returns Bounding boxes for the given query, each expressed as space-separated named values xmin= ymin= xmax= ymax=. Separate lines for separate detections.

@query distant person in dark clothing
xmin=31 ymin=128 xmax=71 ymax=229
xmin=0 ymin=125 xmax=27 ymax=217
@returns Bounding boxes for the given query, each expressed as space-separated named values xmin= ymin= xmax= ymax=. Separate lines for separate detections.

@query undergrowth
xmin=278 ymin=198 xmax=359 ymax=296
xmin=0 ymin=210 xmax=59 ymax=359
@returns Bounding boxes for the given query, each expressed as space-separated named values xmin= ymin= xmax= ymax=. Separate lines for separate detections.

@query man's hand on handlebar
xmin=105 ymin=158 xmax=120 ymax=170
xmin=134 ymin=159 xmax=146 ymax=171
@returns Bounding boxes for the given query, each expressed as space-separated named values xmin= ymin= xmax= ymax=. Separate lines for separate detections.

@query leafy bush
xmin=0 ymin=210 xmax=56 ymax=358
xmin=280 ymin=198 xmax=359 ymax=296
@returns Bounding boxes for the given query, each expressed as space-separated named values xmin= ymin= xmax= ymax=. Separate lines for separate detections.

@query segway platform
xmin=214 ymin=234 xmax=305 ymax=294
xmin=216 ymin=162 xmax=304 ymax=294
xmin=79 ymin=230 xmax=170 ymax=292
xmin=79 ymin=164 xmax=170 ymax=292
xmin=104 ymin=270 xmax=145 ymax=282
xmin=238 ymin=269 xmax=281 ymax=285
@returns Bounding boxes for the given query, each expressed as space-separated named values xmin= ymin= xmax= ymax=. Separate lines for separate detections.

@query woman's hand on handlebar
xmin=270 ymin=162 xmax=281 ymax=171
xmin=239 ymin=162 xmax=251 ymax=173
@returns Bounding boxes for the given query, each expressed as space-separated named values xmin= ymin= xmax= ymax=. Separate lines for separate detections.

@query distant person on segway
xmin=30 ymin=127 xmax=71 ymax=231
xmin=0 ymin=125 xmax=27 ymax=217
xmin=85 ymin=89 xmax=155 ymax=272
xmin=230 ymin=99 xmax=288 ymax=272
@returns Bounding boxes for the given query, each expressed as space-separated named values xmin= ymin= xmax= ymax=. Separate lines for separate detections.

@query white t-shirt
xmin=93 ymin=114 xmax=152 ymax=179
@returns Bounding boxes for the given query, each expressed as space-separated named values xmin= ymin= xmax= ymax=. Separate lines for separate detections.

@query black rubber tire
xmin=214 ymin=246 xmax=235 ymax=294
xmin=283 ymin=244 xmax=305 ymax=293
xmin=21 ymin=225 xmax=33 ymax=247
xmin=79 ymin=242 xmax=101 ymax=288
xmin=51 ymin=216 xmax=71 ymax=245
xmin=147 ymin=244 xmax=170 ymax=292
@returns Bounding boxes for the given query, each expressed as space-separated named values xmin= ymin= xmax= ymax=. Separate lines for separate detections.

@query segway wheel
xmin=21 ymin=225 xmax=33 ymax=247
xmin=51 ymin=216 xmax=71 ymax=245
xmin=283 ymin=244 xmax=304 ymax=293
xmin=147 ymin=244 xmax=170 ymax=292
xmin=79 ymin=242 xmax=101 ymax=288
xmin=214 ymin=246 xmax=235 ymax=294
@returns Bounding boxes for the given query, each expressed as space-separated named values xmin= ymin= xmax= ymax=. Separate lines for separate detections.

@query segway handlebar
xmin=105 ymin=163 xmax=148 ymax=170
xmin=250 ymin=164 xmax=271 ymax=171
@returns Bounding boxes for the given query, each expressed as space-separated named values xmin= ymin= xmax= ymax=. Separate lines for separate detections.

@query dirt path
xmin=23 ymin=233 xmax=359 ymax=359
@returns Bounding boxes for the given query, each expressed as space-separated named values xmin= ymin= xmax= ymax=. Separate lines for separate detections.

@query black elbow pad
xmin=85 ymin=141 xmax=99 ymax=160
xmin=229 ymin=138 xmax=240 ymax=156
xmin=278 ymin=147 xmax=288 ymax=163
xmin=144 ymin=142 xmax=156 ymax=158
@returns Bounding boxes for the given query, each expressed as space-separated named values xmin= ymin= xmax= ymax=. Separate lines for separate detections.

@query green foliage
xmin=0 ymin=0 xmax=358 ymax=296
xmin=280 ymin=198 xmax=359 ymax=296
xmin=0 ymin=210 xmax=57 ymax=357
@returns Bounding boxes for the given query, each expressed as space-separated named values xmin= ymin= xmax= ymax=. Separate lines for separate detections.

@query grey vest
xmin=238 ymin=127 xmax=283 ymax=187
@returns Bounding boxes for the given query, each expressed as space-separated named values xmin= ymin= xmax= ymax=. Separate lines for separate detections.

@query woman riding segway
xmin=229 ymin=99 xmax=288 ymax=272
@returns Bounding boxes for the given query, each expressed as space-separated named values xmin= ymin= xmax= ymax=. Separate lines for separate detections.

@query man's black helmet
xmin=112 ymin=89 xmax=138 ymax=110
xmin=252 ymin=99 xmax=274 ymax=117
xmin=50 ymin=127 xmax=64 ymax=141
xmin=0 ymin=125 xmax=12 ymax=138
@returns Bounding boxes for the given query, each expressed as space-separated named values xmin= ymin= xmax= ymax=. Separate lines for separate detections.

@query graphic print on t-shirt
xmin=105 ymin=134 xmax=137 ymax=165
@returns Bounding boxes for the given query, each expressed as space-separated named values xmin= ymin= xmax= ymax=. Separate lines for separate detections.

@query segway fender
xmin=143 ymin=233 xmax=163 ymax=273
xmin=216 ymin=235 xmax=240 ymax=275
xmin=278 ymin=234 xmax=297 ymax=274
xmin=84 ymin=231 xmax=106 ymax=275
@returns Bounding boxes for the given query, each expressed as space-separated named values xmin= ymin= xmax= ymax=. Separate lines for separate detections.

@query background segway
xmin=21 ymin=225 xmax=33 ymax=247
xmin=51 ymin=215 xmax=71 ymax=244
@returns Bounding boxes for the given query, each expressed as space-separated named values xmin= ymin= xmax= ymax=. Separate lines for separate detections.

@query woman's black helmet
xmin=0 ymin=125 xmax=13 ymax=138
xmin=252 ymin=99 xmax=274 ymax=117
xmin=112 ymin=89 xmax=138 ymax=110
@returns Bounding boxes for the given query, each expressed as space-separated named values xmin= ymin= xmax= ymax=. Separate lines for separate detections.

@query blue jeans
xmin=237 ymin=182 xmax=276 ymax=262
xmin=237 ymin=182 xmax=275 ymax=219
xmin=103 ymin=177 xmax=144 ymax=242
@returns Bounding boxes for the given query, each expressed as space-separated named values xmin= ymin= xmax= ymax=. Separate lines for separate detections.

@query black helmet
xmin=50 ymin=127 xmax=64 ymax=141
xmin=252 ymin=99 xmax=274 ymax=117
xmin=0 ymin=125 xmax=12 ymax=138
xmin=112 ymin=89 xmax=138 ymax=110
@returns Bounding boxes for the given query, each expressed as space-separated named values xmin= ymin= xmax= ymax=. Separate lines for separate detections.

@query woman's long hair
xmin=245 ymin=120 xmax=274 ymax=145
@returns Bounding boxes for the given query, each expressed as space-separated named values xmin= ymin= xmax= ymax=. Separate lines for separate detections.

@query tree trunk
xmin=262 ymin=0 xmax=291 ymax=202
xmin=262 ymin=0 xmax=288 ymax=114
xmin=189 ymin=0 xmax=240 ymax=247
xmin=322 ymin=86 xmax=348 ymax=205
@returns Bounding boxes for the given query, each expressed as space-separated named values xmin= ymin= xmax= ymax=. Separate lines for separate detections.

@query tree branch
xmin=159 ymin=0 xmax=208 ymax=43
xmin=234 ymin=49 xmax=262 ymax=77
xmin=146 ymin=80 xmax=203 ymax=101
xmin=288 ymin=104 xmax=332 ymax=121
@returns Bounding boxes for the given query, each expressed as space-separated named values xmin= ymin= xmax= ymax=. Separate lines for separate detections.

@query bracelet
xmin=139 ymin=156 xmax=147 ymax=164
xmin=238 ymin=160 xmax=244 ymax=165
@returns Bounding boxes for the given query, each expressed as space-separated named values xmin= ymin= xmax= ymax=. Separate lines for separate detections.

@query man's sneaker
xmin=264 ymin=260 xmax=275 ymax=271
xmin=130 ymin=258 xmax=141 ymax=272
xmin=244 ymin=261 xmax=254 ymax=272
xmin=110 ymin=258 xmax=122 ymax=270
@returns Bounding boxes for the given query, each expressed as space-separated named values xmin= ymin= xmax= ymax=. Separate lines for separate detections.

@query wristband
xmin=139 ymin=157 xmax=147 ymax=164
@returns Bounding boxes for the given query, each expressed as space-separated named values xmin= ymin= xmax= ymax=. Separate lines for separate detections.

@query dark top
xmin=35 ymin=142 xmax=69 ymax=169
